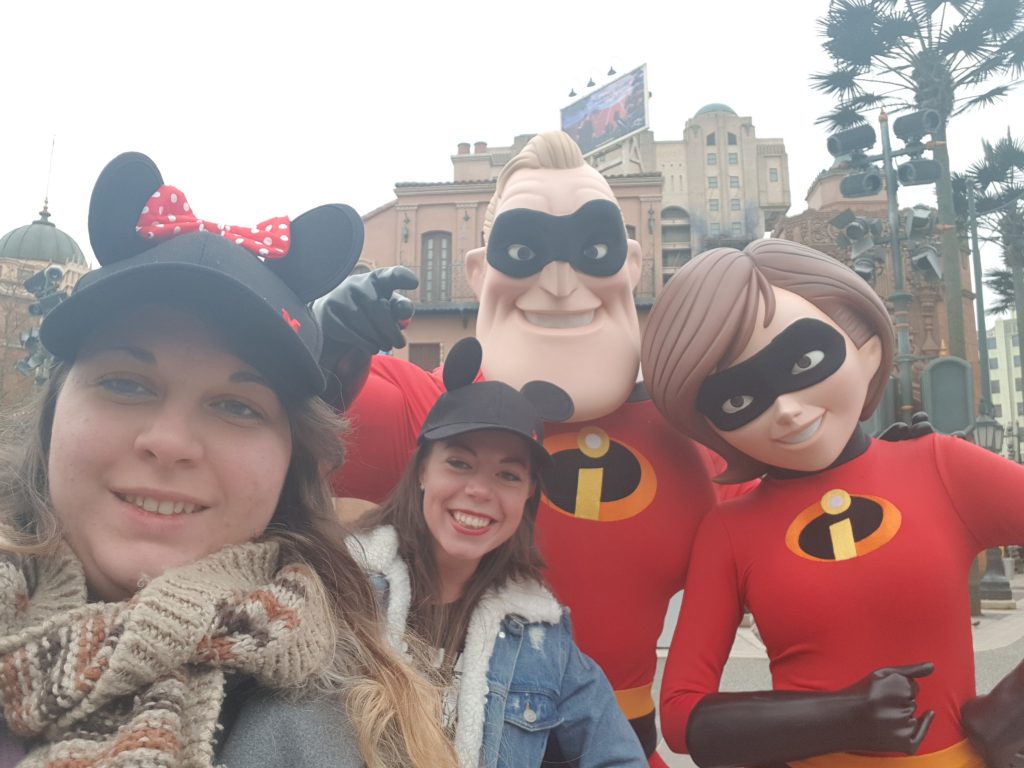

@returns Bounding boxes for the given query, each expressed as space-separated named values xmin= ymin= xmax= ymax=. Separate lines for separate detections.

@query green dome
xmin=695 ymin=103 xmax=737 ymax=116
xmin=0 ymin=205 xmax=87 ymax=267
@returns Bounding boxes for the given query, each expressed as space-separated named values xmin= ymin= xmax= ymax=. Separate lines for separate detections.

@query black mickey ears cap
xmin=418 ymin=338 xmax=574 ymax=465
xmin=40 ymin=152 xmax=364 ymax=398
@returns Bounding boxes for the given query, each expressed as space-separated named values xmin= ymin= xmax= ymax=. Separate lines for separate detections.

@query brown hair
xmin=357 ymin=438 xmax=544 ymax=668
xmin=641 ymin=239 xmax=895 ymax=483
xmin=482 ymin=131 xmax=587 ymax=243
xmin=0 ymin=364 xmax=457 ymax=768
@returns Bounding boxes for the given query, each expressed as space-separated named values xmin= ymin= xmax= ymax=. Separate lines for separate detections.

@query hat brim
xmin=419 ymin=422 xmax=552 ymax=467
xmin=41 ymin=250 xmax=324 ymax=398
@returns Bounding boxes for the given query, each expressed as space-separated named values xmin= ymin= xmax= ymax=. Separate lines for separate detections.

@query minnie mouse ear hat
xmin=418 ymin=338 xmax=574 ymax=464
xmin=40 ymin=152 xmax=363 ymax=398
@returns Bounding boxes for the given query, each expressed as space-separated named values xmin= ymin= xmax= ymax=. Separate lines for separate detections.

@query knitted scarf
xmin=0 ymin=540 xmax=335 ymax=767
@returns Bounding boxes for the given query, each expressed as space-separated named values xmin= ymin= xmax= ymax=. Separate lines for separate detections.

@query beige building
xmin=361 ymin=107 xmax=790 ymax=369
xmin=0 ymin=204 xmax=89 ymax=408
xmin=986 ymin=314 xmax=1023 ymax=458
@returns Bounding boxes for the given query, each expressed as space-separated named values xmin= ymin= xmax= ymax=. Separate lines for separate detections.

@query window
xmin=988 ymin=337 xmax=998 ymax=349
xmin=709 ymin=199 xmax=720 ymax=212
xmin=1018 ymin=403 xmax=1024 ymax=417
xmin=706 ymin=133 xmax=716 ymax=146
xmin=728 ymin=153 xmax=738 ymax=165
xmin=730 ymin=199 xmax=741 ymax=211
xmin=729 ymin=176 xmax=740 ymax=188
xmin=1016 ymin=377 xmax=1023 ymax=391
xmin=1015 ymin=334 xmax=1020 ymax=348
xmin=707 ymin=153 xmax=718 ymax=165
xmin=710 ymin=222 xmax=721 ymax=236
xmin=994 ymin=404 xmax=1004 ymax=418
xmin=409 ymin=343 xmax=441 ymax=372
xmin=1016 ymin=355 xmax=1021 ymax=367
xmin=731 ymin=221 xmax=743 ymax=236
xmin=708 ymin=176 xmax=719 ymax=189
xmin=769 ymin=167 xmax=779 ymax=182
xmin=990 ymin=358 xmax=999 ymax=369
xmin=421 ymin=231 xmax=452 ymax=302
xmin=727 ymin=132 xmax=737 ymax=145
xmin=991 ymin=380 xmax=1001 ymax=394
xmin=626 ymin=225 xmax=636 ymax=239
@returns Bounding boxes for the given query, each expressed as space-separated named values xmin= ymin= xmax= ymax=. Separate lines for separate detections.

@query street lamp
xmin=973 ymin=412 xmax=1005 ymax=453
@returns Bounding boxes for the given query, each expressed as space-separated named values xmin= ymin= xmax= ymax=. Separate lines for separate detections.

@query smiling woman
xmin=349 ymin=337 xmax=646 ymax=768
xmin=0 ymin=152 xmax=457 ymax=768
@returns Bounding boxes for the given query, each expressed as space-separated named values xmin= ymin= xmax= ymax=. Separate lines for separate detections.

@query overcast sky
xmin=2 ymin=0 xmax=1021 ymax=281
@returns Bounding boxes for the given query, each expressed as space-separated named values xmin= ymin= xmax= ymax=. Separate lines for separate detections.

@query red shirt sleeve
xmin=330 ymin=355 xmax=444 ymax=503
xmin=659 ymin=512 xmax=745 ymax=753
xmin=933 ymin=434 xmax=1024 ymax=549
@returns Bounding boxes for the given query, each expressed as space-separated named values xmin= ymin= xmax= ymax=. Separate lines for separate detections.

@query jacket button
xmin=523 ymin=706 xmax=537 ymax=723
xmin=498 ymin=631 xmax=506 ymax=638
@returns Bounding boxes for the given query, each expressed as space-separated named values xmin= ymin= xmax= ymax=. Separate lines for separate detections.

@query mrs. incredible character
xmin=317 ymin=131 xmax=724 ymax=765
xmin=642 ymin=238 xmax=1024 ymax=768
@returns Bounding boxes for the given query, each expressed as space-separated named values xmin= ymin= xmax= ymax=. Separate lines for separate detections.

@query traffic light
xmin=897 ymin=159 xmax=942 ymax=186
xmin=831 ymin=210 xmax=882 ymax=281
xmin=826 ymin=124 xmax=877 ymax=158
xmin=905 ymin=205 xmax=941 ymax=278
xmin=840 ymin=169 xmax=884 ymax=198
xmin=22 ymin=265 xmax=67 ymax=317
xmin=892 ymin=109 xmax=940 ymax=143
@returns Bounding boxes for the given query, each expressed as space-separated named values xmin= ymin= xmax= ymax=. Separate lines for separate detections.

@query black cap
xmin=40 ymin=152 xmax=363 ymax=398
xmin=418 ymin=338 xmax=574 ymax=463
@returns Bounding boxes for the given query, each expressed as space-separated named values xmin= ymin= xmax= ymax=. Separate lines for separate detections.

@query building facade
xmin=987 ymin=314 xmax=1024 ymax=458
xmin=0 ymin=205 xmax=89 ymax=408
xmin=360 ymin=108 xmax=790 ymax=369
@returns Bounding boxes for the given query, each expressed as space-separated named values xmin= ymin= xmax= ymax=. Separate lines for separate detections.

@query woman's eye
xmin=792 ymin=350 xmax=825 ymax=374
xmin=506 ymin=244 xmax=537 ymax=262
xmin=582 ymin=243 xmax=608 ymax=260
xmin=498 ymin=471 xmax=525 ymax=483
xmin=98 ymin=377 xmax=152 ymax=398
xmin=446 ymin=458 xmax=471 ymax=470
xmin=722 ymin=395 xmax=753 ymax=415
xmin=213 ymin=399 xmax=263 ymax=420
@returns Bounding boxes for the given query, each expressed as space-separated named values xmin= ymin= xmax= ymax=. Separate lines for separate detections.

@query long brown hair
xmin=357 ymin=438 xmax=545 ymax=666
xmin=641 ymin=239 xmax=895 ymax=483
xmin=0 ymin=362 xmax=457 ymax=768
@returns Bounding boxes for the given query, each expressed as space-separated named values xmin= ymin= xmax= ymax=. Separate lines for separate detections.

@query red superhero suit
xmin=333 ymin=353 xmax=723 ymax=757
xmin=661 ymin=432 xmax=1024 ymax=765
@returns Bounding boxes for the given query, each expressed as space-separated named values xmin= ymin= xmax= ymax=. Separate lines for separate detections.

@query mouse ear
xmin=266 ymin=203 xmax=364 ymax=303
xmin=521 ymin=380 xmax=574 ymax=423
xmin=443 ymin=337 xmax=483 ymax=391
xmin=88 ymin=152 xmax=164 ymax=265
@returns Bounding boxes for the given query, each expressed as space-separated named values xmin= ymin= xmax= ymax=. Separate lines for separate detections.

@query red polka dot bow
xmin=135 ymin=185 xmax=291 ymax=259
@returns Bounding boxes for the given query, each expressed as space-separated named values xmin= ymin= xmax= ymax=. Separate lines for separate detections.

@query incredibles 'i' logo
xmin=785 ymin=489 xmax=901 ymax=562
xmin=541 ymin=427 xmax=656 ymax=522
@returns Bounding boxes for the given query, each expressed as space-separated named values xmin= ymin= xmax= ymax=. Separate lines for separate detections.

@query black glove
xmin=311 ymin=266 xmax=419 ymax=408
xmin=878 ymin=411 xmax=935 ymax=442
xmin=962 ymin=661 xmax=1024 ymax=768
xmin=686 ymin=662 xmax=934 ymax=768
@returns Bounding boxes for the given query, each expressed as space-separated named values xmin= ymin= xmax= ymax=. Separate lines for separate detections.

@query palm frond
xmin=815 ymin=105 xmax=872 ymax=130
xmin=810 ymin=68 xmax=867 ymax=96
xmin=974 ymin=0 xmax=1024 ymax=40
xmin=940 ymin=14 xmax=992 ymax=57
xmin=998 ymin=29 xmax=1024 ymax=71
xmin=821 ymin=0 xmax=892 ymax=65
xmin=983 ymin=267 xmax=1016 ymax=315
xmin=952 ymin=83 xmax=1012 ymax=114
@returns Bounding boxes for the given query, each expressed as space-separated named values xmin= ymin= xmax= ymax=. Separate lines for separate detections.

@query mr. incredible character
xmin=641 ymin=238 xmax=1024 ymax=768
xmin=317 ymin=131 xmax=724 ymax=764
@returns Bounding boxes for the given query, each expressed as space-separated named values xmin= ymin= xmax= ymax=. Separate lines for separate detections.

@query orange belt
xmin=789 ymin=740 xmax=984 ymax=768
xmin=614 ymin=683 xmax=655 ymax=720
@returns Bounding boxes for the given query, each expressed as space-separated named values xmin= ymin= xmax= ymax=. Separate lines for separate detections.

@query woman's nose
xmin=133 ymin=404 xmax=204 ymax=466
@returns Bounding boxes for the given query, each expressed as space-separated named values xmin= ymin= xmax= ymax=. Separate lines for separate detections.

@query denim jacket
xmin=348 ymin=526 xmax=645 ymax=768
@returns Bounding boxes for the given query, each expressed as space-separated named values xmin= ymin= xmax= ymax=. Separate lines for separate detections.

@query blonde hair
xmin=482 ymin=131 xmax=587 ymax=243
xmin=641 ymin=239 xmax=895 ymax=483
xmin=0 ymin=364 xmax=457 ymax=768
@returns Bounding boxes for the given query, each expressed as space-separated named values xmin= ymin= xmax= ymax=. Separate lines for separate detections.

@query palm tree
xmin=814 ymin=0 xmax=1024 ymax=359
xmin=966 ymin=132 xmax=1024 ymax=341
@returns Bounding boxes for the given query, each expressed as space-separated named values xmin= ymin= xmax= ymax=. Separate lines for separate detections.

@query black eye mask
xmin=486 ymin=199 xmax=628 ymax=278
xmin=697 ymin=318 xmax=847 ymax=431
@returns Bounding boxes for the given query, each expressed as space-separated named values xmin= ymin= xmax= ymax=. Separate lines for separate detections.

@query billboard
xmin=560 ymin=65 xmax=649 ymax=156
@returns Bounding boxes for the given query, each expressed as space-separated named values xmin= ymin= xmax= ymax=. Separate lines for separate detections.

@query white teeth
xmin=122 ymin=495 xmax=201 ymax=516
xmin=779 ymin=417 xmax=823 ymax=445
xmin=523 ymin=311 xmax=594 ymax=329
xmin=452 ymin=511 xmax=492 ymax=530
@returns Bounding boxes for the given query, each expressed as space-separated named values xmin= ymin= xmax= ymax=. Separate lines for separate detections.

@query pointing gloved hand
xmin=684 ymin=662 xmax=934 ymax=768
xmin=311 ymin=266 xmax=419 ymax=408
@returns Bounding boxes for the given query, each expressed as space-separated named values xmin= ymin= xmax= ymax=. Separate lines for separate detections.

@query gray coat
xmin=218 ymin=686 xmax=362 ymax=768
